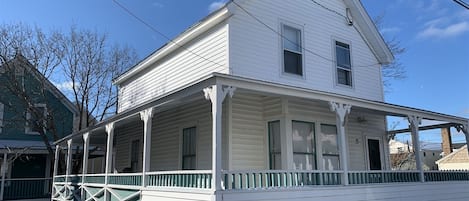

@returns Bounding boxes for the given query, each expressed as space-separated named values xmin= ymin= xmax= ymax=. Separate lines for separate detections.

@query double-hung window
xmin=268 ymin=121 xmax=281 ymax=169
xmin=25 ymin=104 xmax=47 ymax=134
xmin=320 ymin=124 xmax=340 ymax=170
xmin=292 ymin=121 xmax=316 ymax=170
xmin=283 ymin=25 xmax=303 ymax=76
xmin=182 ymin=127 xmax=196 ymax=170
xmin=335 ymin=41 xmax=352 ymax=86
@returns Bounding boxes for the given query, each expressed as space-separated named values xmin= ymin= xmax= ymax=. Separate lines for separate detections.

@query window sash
xmin=182 ymin=127 xmax=196 ymax=170
xmin=283 ymin=25 xmax=303 ymax=76
xmin=292 ymin=121 xmax=316 ymax=170
xmin=335 ymin=41 xmax=352 ymax=86
xmin=268 ymin=121 xmax=281 ymax=169
xmin=25 ymin=104 xmax=47 ymax=134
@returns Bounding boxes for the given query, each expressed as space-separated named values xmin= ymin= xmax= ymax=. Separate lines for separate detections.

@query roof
xmin=114 ymin=0 xmax=393 ymax=85
xmin=1 ymin=54 xmax=78 ymax=115
xmin=436 ymin=145 xmax=469 ymax=164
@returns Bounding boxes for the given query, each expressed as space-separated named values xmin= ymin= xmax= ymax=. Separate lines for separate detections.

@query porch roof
xmin=55 ymin=73 xmax=468 ymax=144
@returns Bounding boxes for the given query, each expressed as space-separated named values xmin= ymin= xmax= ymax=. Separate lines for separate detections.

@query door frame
xmin=364 ymin=136 xmax=384 ymax=170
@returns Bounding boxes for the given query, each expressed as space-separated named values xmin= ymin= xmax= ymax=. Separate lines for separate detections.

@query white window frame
xmin=333 ymin=39 xmax=354 ymax=88
xmin=25 ymin=103 xmax=47 ymax=135
xmin=0 ymin=102 xmax=4 ymax=134
xmin=280 ymin=22 xmax=305 ymax=78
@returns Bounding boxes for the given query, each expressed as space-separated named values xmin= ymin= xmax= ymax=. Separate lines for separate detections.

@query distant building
xmin=436 ymin=145 xmax=469 ymax=171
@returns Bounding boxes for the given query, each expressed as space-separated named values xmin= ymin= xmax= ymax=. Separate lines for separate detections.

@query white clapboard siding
xmin=229 ymin=0 xmax=384 ymax=101
xmin=220 ymin=182 xmax=469 ymax=201
xmin=231 ymin=93 xmax=267 ymax=170
xmin=114 ymin=120 xmax=144 ymax=172
xmin=150 ymin=99 xmax=213 ymax=171
xmin=118 ymin=22 xmax=229 ymax=112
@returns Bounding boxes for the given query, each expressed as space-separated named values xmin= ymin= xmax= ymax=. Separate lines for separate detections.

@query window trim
xmin=332 ymin=39 xmax=354 ymax=88
xmin=268 ymin=120 xmax=281 ymax=170
xmin=25 ymin=103 xmax=47 ymax=135
xmin=180 ymin=126 xmax=197 ymax=170
xmin=280 ymin=22 xmax=305 ymax=78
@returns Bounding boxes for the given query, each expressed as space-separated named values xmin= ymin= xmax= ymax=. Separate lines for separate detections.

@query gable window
xmin=182 ymin=127 xmax=196 ymax=170
xmin=320 ymin=124 xmax=340 ymax=170
xmin=130 ymin=139 xmax=140 ymax=172
xmin=335 ymin=41 xmax=352 ymax=86
xmin=25 ymin=104 xmax=47 ymax=135
xmin=0 ymin=103 xmax=4 ymax=133
xmin=282 ymin=25 xmax=303 ymax=76
xmin=292 ymin=121 xmax=316 ymax=170
xmin=268 ymin=121 xmax=281 ymax=169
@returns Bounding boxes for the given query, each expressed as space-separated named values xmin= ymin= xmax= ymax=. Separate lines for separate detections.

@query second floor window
xmin=283 ymin=25 xmax=303 ymax=76
xmin=335 ymin=41 xmax=352 ymax=86
xmin=25 ymin=104 xmax=47 ymax=134
xmin=182 ymin=127 xmax=196 ymax=170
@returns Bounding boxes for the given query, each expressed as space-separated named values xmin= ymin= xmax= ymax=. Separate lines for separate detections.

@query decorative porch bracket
xmin=329 ymin=102 xmax=351 ymax=186
xmin=408 ymin=115 xmax=424 ymax=182
xmin=204 ymin=85 xmax=236 ymax=195
xmin=140 ymin=108 xmax=154 ymax=187
xmin=455 ymin=122 xmax=469 ymax=156
xmin=104 ymin=122 xmax=115 ymax=201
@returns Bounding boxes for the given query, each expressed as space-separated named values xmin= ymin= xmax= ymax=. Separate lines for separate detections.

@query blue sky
xmin=1 ymin=0 xmax=468 ymax=144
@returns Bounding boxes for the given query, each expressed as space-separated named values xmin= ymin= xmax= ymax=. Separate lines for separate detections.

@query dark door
xmin=367 ymin=139 xmax=382 ymax=170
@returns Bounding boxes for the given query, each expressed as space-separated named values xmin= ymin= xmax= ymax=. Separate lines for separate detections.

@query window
xmin=182 ymin=127 xmax=196 ymax=170
xmin=25 ymin=104 xmax=47 ymax=134
xmin=283 ymin=25 xmax=303 ymax=76
xmin=292 ymin=121 xmax=316 ymax=170
xmin=335 ymin=41 xmax=352 ymax=86
xmin=320 ymin=124 xmax=340 ymax=170
xmin=130 ymin=140 xmax=140 ymax=172
xmin=268 ymin=121 xmax=281 ymax=169
xmin=0 ymin=103 xmax=3 ymax=133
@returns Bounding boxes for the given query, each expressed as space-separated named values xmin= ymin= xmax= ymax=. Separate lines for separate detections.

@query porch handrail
xmin=146 ymin=170 xmax=212 ymax=175
xmin=146 ymin=170 xmax=213 ymax=189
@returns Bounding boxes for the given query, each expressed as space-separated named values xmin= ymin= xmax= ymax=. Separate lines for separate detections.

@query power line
xmin=231 ymin=0 xmax=382 ymax=68
xmin=454 ymin=0 xmax=469 ymax=9
xmin=112 ymin=0 xmax=226 ymax=69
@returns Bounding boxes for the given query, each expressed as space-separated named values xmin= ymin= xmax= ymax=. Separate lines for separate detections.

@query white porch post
xmin=52 ymin=145 xmax=60 ymax=196
xmin=329 ymin=102 xmax=351 ymax=186
xmin=140 ymin=108 xmax=154 ymax=187
xmin=104 ymin=123 xmax=115 ymax=201
xmin=204 ymin=85 xmax=235 ymax=197
xmin=0 ymin=153 xmax=7 ymax=201
xmin=81 ymin=132 xmax=90 ymax=200
xmin=65 ymin=139 xmax=73 ymax=182
xmin=408 ymin=115 xmax=424 ymax=182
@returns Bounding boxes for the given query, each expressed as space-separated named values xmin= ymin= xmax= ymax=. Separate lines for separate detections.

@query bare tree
xmin=373 ymin=15 xmax=407 ymax=91
xmin=61 ymin=27 xmax=138 ymax=131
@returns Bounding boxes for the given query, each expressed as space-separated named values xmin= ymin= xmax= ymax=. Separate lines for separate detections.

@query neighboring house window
xmin=130 ymin=139 xmax=140 ymax=172
xmin=335 ymin=41 xmax=352 ymax=86
xmin=25 ymin=104 xmax=47 ymax=134
xmin=182 ymin=127 xmax=196 ymax=170
xmin=0 ymin=103 xmax=4 ymax=134
xmin=268 ymin=121 xmax=281 ymax=169
xmin=320 ymin=124 xmax=340 ymax=170
xmin=292 ymin=121 xmax=316 ymax=170
xmin=282 ymin=25 xmax=303 ymax=76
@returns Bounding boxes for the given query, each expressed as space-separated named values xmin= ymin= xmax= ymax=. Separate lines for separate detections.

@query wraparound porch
xmin=52 ymin=74 xmax=469 ymax=201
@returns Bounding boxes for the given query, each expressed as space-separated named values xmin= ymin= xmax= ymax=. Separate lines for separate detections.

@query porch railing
xmin=108 ymin=173 xmax=142 ymax=186
xmin=348 ymin=171 xmax=420 ymax=184
xmin=222 ymin=170 xmax=343 ymax=190
xmin=146 ymin=170 xmax=212 ymax=189
xmin=3 ymin=178 xmax=52 ymax=200
xmin=424 ymin=170 xmax=469 ymax=182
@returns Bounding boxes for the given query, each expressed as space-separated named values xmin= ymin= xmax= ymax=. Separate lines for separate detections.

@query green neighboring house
xmin=0 ymin=54 xmax=77 ymax=200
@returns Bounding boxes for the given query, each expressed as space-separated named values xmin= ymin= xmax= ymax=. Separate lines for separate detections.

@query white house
xmin=52 ymin=1 xmax=469 ymax=201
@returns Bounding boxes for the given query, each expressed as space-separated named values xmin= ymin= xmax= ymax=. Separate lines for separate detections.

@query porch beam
xmin=204 ymin=84 xmax=235 ymax=194
xmin=140 ymin=108 xmax=154 ymax=187
xmin=329 ymin=102 xmax=351 ymax=186
xmin=66 ymin=139 xmax=73 ymax=182
xmin=408 ymin=115 xmax=424 ymax=182
xmin=387 ymin=123 xmax=459 ymax=135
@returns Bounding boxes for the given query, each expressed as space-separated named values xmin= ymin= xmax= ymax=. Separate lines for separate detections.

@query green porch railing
xmin=222 ymin=170 xmax=343 ymax=190
xmin=4 ymin=178 xmax=52 ymax=200
xmin=424 ymin=171 xmax=469 ymax=182
xmin=146 ymin=170 xmax=212 ymax=189
xmin=83 ymin=174 xmax=106 ymax=184
xmin=348 ymin=171 xmax=420 ymax=184
xmin=108 ymin=173 xmax=142 ymax=186
xmin=54 ymin=175 xmax=66 ymax=182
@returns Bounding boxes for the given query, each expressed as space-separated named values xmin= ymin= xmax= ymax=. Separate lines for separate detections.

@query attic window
xmin=282 ymin=25 xmax=303 ymax=76
xmin=25 ymin=104 xmax=47 ymax=135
